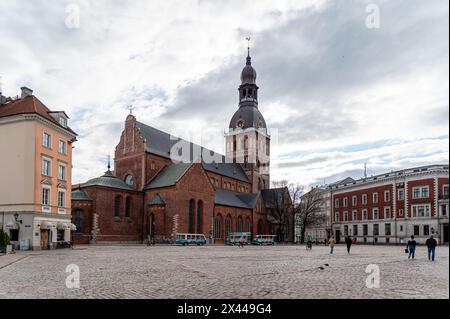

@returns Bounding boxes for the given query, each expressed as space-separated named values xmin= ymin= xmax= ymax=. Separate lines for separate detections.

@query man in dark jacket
xmin=425 ymin=235 xmax=438 ymax=261
xmin=345 ymin=236 xmax=353 ymax=254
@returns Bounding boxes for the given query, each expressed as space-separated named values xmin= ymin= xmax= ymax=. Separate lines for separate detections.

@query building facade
xmin=0 ymin=87 xmax=77 ymax=250
xmin=331 ymin=165 xmax=449 ymax=245
xmin=71 ymin=51 xmax=294 ymax=245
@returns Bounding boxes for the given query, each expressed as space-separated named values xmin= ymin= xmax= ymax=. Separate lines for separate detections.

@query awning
xmin=57 ymin=222 xmax=70 ymax=230
xmin=5 ymin=221 xmax=19 ymax=230
xmin=40 ymin=221 xmax=56 ymax=230
xmin=70 ymin=223 xmax=77 ymax=231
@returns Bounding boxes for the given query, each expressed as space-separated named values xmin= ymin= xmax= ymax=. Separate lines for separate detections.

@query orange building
xmin=0 ymin=87 xmax=77 ymax=250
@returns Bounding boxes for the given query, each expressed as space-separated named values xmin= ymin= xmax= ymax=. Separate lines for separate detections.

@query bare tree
xmin=296 ymin=188 xmax=328 ymax=244
xmin=269 ymin=181 xmax=303 ymax=242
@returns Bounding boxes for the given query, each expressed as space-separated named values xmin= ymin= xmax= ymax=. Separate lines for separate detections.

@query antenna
xmin=364 ymin=163 xmax=368 ymax=179
xmin=127 ymin=105 xmax=134 ymax=115
xmin=107 ymin=154 xmax=111 ymax=171
xmin=245 ymin=36 xmax=251 ymax=56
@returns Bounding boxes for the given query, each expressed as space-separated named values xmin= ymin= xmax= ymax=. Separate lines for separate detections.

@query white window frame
xmin=412 ymin=204 xmax=431 ymax=218
xmin=373 ymin=192 xmax=379 ymax=204
xmin=335 ymin=212 xmax=340 ymax=222
xmin=58 ymin=189 xmax=66 ymax=208
xmin=58 ymin=140 xmax=67 ymax=154
xmin=42 ymin=157 xmax=52 ymax=176
xmin=335 ymin=199 xmax=339 ymax=208
xmin=58 ymin=163 xmax=67 ymax=181
xmin=372 ymin=207 xmax=379 ymax=220
xmin=384 ymin=190 xmax=390 ymax=202
xmin=352 ymin=196 xmax=357 ymax=206
xmin=412 ymin=186 xmax=429 ymax=199
xmin=362 ymin=209 xmax=368 ymax=221
xmin=343 ymin=197 xmax=348 ymax=207
xmin=398 ymin=189 xmax=405 ymax=201
xmin=43 ymin=132 xmax=52 ymax=148
xmin=343 ymin=211 xmax=349 ymax=222
xmin=352 ymin=210 xmax=358 ymax=221
xmin=362 ymin=194 xmax=368 ymax=205
xmin=443 ymin=184 xmax=449 ymax=197
xmin=42 ymin=186 xmax=51 ymax=206
xmin=384 ymin=206 xmax=391 ymax=219
xmin=59 ymin=116 xmax=67 ymax=128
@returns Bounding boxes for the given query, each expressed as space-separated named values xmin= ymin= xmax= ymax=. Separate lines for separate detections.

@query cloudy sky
xmin=1 ymin=0 xmax=448 ymax=188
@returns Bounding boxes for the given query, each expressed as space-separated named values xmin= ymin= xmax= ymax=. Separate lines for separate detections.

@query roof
xmin=71 ymin=189 xmax=92 ymax=201
xmin=261 ymin=188 xmax=288 ymax=209
xmin=0 ymin=95 xmax=77 ymax=136
xmin=135 ymin=121 xmax=249 ymax=183
xmin=215 ymin=189 xmax=259 ymax=209
xmin=82 ymin=170 xmax=135 ymax=191
xmin=144 ymin=163 xmax=192 ymax=190
xmin=148 ymin=194 xmax=166 ymax=206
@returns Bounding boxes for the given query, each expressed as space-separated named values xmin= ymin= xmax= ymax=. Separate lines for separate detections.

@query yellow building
xmin=0 ymin=87 xmax=77 ymax=250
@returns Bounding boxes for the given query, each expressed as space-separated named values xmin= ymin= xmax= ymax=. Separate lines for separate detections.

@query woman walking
xmin=328 ymin=236 xmax=336 ymax=254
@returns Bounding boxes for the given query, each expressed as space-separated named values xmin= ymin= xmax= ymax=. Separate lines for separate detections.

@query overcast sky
xmin=1 ymin=0 xmax=448 ymax=188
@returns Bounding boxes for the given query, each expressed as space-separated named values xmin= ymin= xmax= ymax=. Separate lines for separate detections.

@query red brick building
xmin=331 ymin=165 xmax=449 ymax=245
xmin=72 ymin=51 xmax=293 ymax=244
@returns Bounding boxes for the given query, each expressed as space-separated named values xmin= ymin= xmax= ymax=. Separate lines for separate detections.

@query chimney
xmin=21 ymin=87 xmax=33 ymax=98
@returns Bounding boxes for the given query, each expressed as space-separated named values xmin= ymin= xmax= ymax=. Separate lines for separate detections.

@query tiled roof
xmin=82 ymin=170 xmax=135 ymax=191
xmin=135 ymin=121 xmax=249 ymax=183
xmin=144 ymin=163 xmax=193 ymax=190
xmin=215 ymin=189 xmax=258 ymax=209
xmin=71 ymin=189 xmax=92 ymax=201
xmin=0 ymin=95 xmax=77 ymax=135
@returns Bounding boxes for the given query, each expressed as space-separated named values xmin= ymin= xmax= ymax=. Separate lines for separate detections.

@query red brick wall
xmin=82 ymin=186 xmax=144 ymax=242
xmin=408 ymin=178 xmax=436 ymax=217
xmin=333 ymin=184 xmax=393 ymax=222
xmin=438 ymin=177 xmax=449 ymax=198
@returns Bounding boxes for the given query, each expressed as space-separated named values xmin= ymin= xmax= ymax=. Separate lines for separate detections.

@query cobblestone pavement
xmin=0 ymin=245 xmax=448 ymax=299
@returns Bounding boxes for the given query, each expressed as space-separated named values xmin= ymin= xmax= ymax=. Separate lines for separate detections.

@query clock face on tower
xmin=236 ymin=119 xmax=245 ymax=129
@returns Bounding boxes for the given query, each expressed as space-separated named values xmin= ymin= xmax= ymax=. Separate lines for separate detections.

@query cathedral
xmin=71 ymin=50 xmax=293 ymax=244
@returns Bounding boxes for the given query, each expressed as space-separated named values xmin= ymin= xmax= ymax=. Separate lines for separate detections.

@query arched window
xmin=214 ymin=214 xmax=223 ymax=239
xmin=125 ymin=197 xmax=132 ymax=218
xmin=114 ymin=196 xmax=122 ymax=218
xmin=74 ymin=209 xmax=83 ymax=233
xmin=257 ymin=219 xmax=264 ymax=235
xmin=196 ymin=201 xmax=203 ymax=234
xmin=225 ymin=215 xmax=232 ymax=237
xmin=245 ymin=217 xmax=251 ymax=233
xmin=188 ymin=199 xmax=195 ymax=233
xmin=233 ymin=139 xmax=237 ymax=152
xmin=237 ymin=216 xmax=243 ymax=232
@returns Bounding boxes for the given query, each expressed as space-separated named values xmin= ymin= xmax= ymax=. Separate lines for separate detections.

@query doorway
xmin=40 ymin=230 xmax=50 ymax=250
xmin=335 ymin=230 xmax=341 ymax=244
xmin=443 ymin=224 xmax=449 ymax=244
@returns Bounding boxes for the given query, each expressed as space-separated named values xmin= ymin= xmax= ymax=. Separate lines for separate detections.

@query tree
xmin=296 ymin=188 xmax=328 ymax=244
xmin=269 ymin=181 xmax=303 ymax=242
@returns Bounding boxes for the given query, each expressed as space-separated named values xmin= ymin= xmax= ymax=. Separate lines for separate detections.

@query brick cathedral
xmin=71 ymin=51 xmax=293 ymax=244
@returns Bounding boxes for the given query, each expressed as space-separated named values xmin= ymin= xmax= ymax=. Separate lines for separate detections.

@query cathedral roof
xmin=241 ymin=55 xmax=257 ymax=85
xmin=229 ymin=105 xmax=267 ymax=130
xmin=215 ymin=189 xmax=259 ymax=209
xmin=144 ymin=163 xmax=192 ymax=190
xmin=82 ymin=170 xmax=135 ymax=191
xmin=135 ymin=121 xmax=250 ymax=183
xmin=71 ymin=188 xmax=92 ymax=201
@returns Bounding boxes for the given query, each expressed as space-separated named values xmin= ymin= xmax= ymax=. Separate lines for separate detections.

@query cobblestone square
xmin=0 ymin=244 xmax=448 ymax=299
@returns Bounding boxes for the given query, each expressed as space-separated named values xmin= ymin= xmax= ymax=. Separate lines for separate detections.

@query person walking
xmin=328 ymin=236 xmax=336 ymax=254
xmin=306 ymin=234 xmax=313 ymax=250
xmin=345 ymin=236 xmax=353 ymax=254
xmin=406 ymin=235 xmax=417 ymax=259
xmin=425 ymin=235 xmax=438 ymax=261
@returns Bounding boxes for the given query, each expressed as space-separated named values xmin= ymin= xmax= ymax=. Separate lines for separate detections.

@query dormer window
xmin=59 ymin=116 xmax=67 ymax=128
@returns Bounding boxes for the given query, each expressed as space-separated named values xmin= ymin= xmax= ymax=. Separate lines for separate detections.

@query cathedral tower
xmin=225 ymin=48 xmax=270 ymax=193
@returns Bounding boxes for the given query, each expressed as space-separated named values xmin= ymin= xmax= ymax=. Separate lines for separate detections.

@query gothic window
xmin=196 ymin=201 xmax=203 ymax=234
xmin=151 ymin=161 xmax=156 ymax=170
xmin=74 ymin=209 xmax=83 ymax=233
xmin=225 ymin=215 xmax=232 ymax=237
xmin=114 ymin=196 xmax=122 ymax=219
xmin=237 ymin=216 xmax=243 ymax=232
xmin=125 ymin=197 xmax=132 ymax=218
xmin=125 ymin=175 xmax=134 ymax=186
xmin=214 ymin=215 xmax=223 ymax=239
xmin=188 ymin=199 xmax=195 ymax=233
xmin=245 ymin=217 xmax=251 ymax=233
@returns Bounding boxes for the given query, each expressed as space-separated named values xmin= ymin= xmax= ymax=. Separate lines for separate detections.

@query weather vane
xmin=245 ymin=36 xmax=251 ymax=54
xmin=127 ymin=105 xmax=134 ymax=115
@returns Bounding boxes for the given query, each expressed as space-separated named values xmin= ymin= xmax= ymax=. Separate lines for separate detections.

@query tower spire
xmin=245 ymin=36 xmax=251 ymax=65
xmin=107 ymin=154 xmax=111 ymax=171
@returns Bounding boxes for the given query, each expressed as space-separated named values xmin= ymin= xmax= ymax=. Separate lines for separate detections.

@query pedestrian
xmin=345 ymin=236 xmax=352 ymax=254
xmin=328 ymin=236 xmax=336 ymax=254
xmin=425 ymin=235 xmax=438 ymax=261
xmin=406 ymin=235 xmax=417 ymax=259
xmin=306 ymin=234 xmax=313 ymax=250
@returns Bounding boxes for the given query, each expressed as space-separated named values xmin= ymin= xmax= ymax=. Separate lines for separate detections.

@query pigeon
xmin=318 ymin=266 xmax=325 ymax=270
xmin=324 ymin=264 xmax=330 ymax=267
